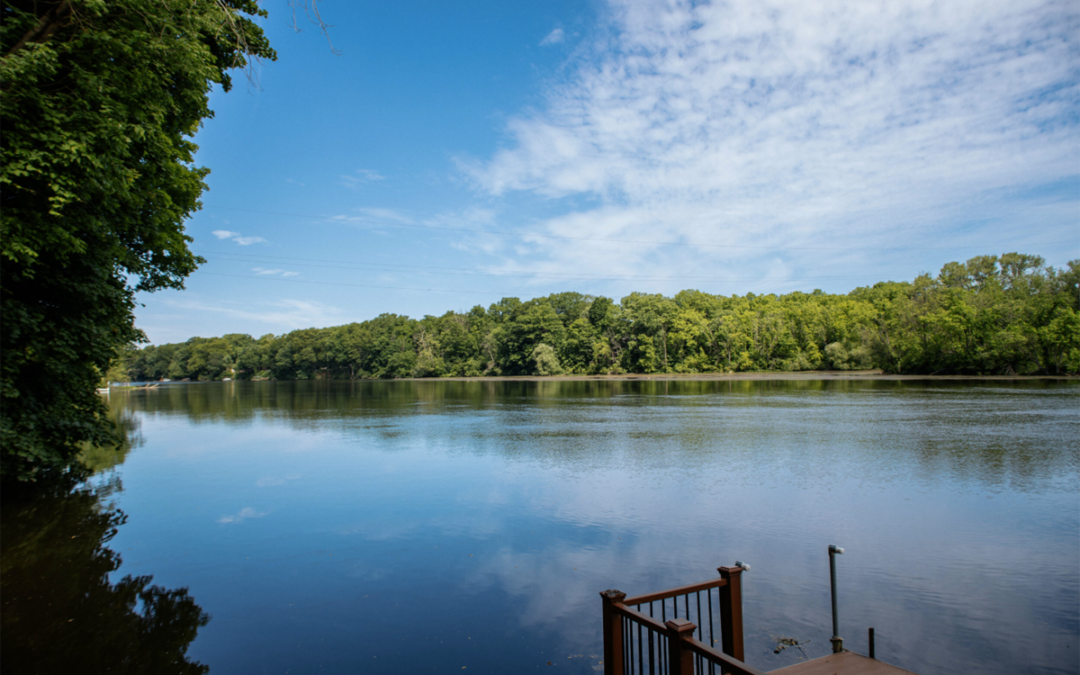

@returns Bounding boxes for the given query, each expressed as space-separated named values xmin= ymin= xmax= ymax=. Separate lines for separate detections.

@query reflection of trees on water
xmin=123 ymin=378 xmax=896 ymax=421
xmin=116 ymin=380 xmax=1078 ymax=490
xmin=1 ymin=473 xmax=209 ymax=673
xmin=77 ymin=399 xmax=144 ymax=473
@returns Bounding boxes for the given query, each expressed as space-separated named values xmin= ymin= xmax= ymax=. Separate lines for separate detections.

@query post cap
xmin=665 ymin=617 xmax=697 ymax=635
xmin=600 ymin=589 xmax=627 ymax=602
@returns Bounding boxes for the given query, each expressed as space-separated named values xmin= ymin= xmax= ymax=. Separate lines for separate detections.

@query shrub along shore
xmin=117 ymin=254 xmax=1079 ymax=382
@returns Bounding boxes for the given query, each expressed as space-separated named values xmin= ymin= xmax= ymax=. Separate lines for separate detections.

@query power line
xmin=204 ymin=205 xmax=1077 ymax=253
xmin=193 ymin=248 xmax=868 ymax=283
xmin=197 ymin=269 xmax=900 ymax=294
xmin=198 ymin=272 xmax=493 ymax=295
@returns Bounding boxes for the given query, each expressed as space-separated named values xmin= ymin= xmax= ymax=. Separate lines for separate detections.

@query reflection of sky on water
xmin=106 ymin=381 xmax=1079 ymax=675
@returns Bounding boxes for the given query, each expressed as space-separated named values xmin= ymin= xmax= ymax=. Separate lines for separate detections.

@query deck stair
xmin=600 ymin=563 xmax=917 ymax=675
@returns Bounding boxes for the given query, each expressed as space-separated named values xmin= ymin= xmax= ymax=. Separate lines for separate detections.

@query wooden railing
xmin=601 ymin=566 xmax=768 ymax=675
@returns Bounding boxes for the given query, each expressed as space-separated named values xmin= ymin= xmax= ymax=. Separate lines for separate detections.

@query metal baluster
xmin=648 ymin=602 xmax=656 ymax=675
xmin=648 ymin=626 xmax=656 ymax=675
xmin=656 ymin=630 xmax=665 ymax=673
xmin=696 ymin=592 xmax=702 ymax=638
xmin=708 ymin=587 xmax=716 ymax=675
xmin=708 ymin=588 xmax=715 ymax=648
xmin=632 ymin=604 xmax=641 ymax=675
xmin=696 ymin=591 xmax=704 ymax=674
xmin=638 ymin=620 xmax=644 ymax=675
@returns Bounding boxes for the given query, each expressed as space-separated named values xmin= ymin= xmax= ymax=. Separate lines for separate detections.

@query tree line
xmin=117 ymin=253 xmax=1079 ymax=381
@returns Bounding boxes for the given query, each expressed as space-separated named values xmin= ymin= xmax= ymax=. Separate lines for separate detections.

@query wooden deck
xmin=769 ymin=651 xmax=918 ymax=675
xmin=600 ymin=563 xmax=921 ymax=675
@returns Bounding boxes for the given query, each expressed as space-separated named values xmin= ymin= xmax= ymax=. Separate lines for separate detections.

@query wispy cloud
xmin=464 ymin=0 xmax=1080 ymax=290
xmin=330 ymin=207 xmax=417 ymax=233
xmin=257 ymin=474 xmax=301 ymax=487
xmin=252 ymin=267 xmax=301 ymax=278
xmin=539 ymin=27 xmax=564 ymax=46
xmin=218 ymin=507 xmax=268 ymax=524
xmin=165 ymin=297 xmax=347 ymax=330
xmin=212 ymin=230 xmax=267 ymax=246
xmin=340 ymin=168 xmax=386 ymax=190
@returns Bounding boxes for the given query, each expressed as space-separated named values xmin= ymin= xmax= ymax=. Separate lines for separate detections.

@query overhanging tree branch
xmin=6 ymin=1 xmax=72 ymax=58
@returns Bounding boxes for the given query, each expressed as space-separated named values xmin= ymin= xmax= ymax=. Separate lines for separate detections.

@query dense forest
xmin=116 ymin=254 xmax=1080 ymax=381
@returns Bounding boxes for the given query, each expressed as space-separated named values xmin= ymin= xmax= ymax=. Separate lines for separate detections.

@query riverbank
xmin=116 ymin=371 xmax=1079 ymax=386
xmin=398 ymin=370 xmax=1078 ymax=383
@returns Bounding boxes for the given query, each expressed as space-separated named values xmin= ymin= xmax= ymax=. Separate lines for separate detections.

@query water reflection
xmin=123 ymin=379 xmax=1077 ymax=496
xmin=43 ymin=379 xmax=1080 ymax=675
xmin=77 ymin=401 xmax=144 ymax=473
xmin=1 ymin=422 xmax=209 ymax=673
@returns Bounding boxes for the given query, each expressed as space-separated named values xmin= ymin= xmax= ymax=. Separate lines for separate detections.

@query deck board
xmin=768 ymin=651 xmax=918 ymax=675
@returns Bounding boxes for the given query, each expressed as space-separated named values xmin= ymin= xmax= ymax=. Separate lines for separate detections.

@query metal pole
xmin=869 ymin=627 xmax=875 ymax=659
xmin=828 ymin=544 xmax=844 ymax=653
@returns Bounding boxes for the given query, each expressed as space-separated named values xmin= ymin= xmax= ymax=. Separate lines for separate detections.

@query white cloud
xmin=212 ymin=230 xmax=267 ymax=246
xmin=464 ymin=0 xmax=1080 ymax=290
xmin=540 ymin=27 xmax=565 ymax=46
xmin=252 ymin=268 xmax=300 ymax=277
xmin=164 ymin=297 xmax=347 ymax=330
xmin=331 ymin=207 xmax=415 ymax=228
xmin=340 ymin=168 xmax=386 ymax=190
xmin=232 ymin=235 xmax=268 ymax=246
xmin=218 ymin=506 xmax=268 ymax=524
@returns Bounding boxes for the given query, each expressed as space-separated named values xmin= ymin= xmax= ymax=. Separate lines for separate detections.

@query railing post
xmin=718 ymin=566 xmax=746 ymax=661
xmin=665 ymin=618 xmax=697 ymax=675
xmin=601 ymin=590 xmax=627 ymax=675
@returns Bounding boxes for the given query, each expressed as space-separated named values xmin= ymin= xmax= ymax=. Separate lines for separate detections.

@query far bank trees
xmin=119 ymin=254 xmax=1080 ymax=383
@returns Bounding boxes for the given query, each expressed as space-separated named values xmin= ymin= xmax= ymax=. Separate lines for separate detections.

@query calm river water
xmin=3 ymin=379 xmax=1078 ymax=674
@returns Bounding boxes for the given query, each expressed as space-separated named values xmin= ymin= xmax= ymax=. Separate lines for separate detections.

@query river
xmin=2 ymin=379 xmax=1077 ymax=674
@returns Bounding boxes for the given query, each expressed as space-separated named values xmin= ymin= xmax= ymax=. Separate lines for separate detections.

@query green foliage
xmin=531 ymin=343 xmax=564 ymax=376
xmin=1 ymin=0 xmax=275 ymax=481
xmin=117 ymin=255 xmax=1080 ymax=384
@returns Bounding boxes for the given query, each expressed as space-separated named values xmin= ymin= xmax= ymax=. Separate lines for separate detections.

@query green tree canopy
xmin=1 ymin=0 xmax=275 ymax=481
xmin=115 ymin=255 xmax=1079 ymax=384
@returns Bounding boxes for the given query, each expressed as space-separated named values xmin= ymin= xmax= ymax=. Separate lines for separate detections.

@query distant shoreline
xmin=397 ymin=370 xmax=1078 ymax=382
xmin=117 ymin=371 xmax=1079 ymax=387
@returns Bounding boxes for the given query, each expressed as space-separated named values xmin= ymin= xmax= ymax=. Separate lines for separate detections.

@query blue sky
xmin=136 ymin=0 xmax=1080 ymax=344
